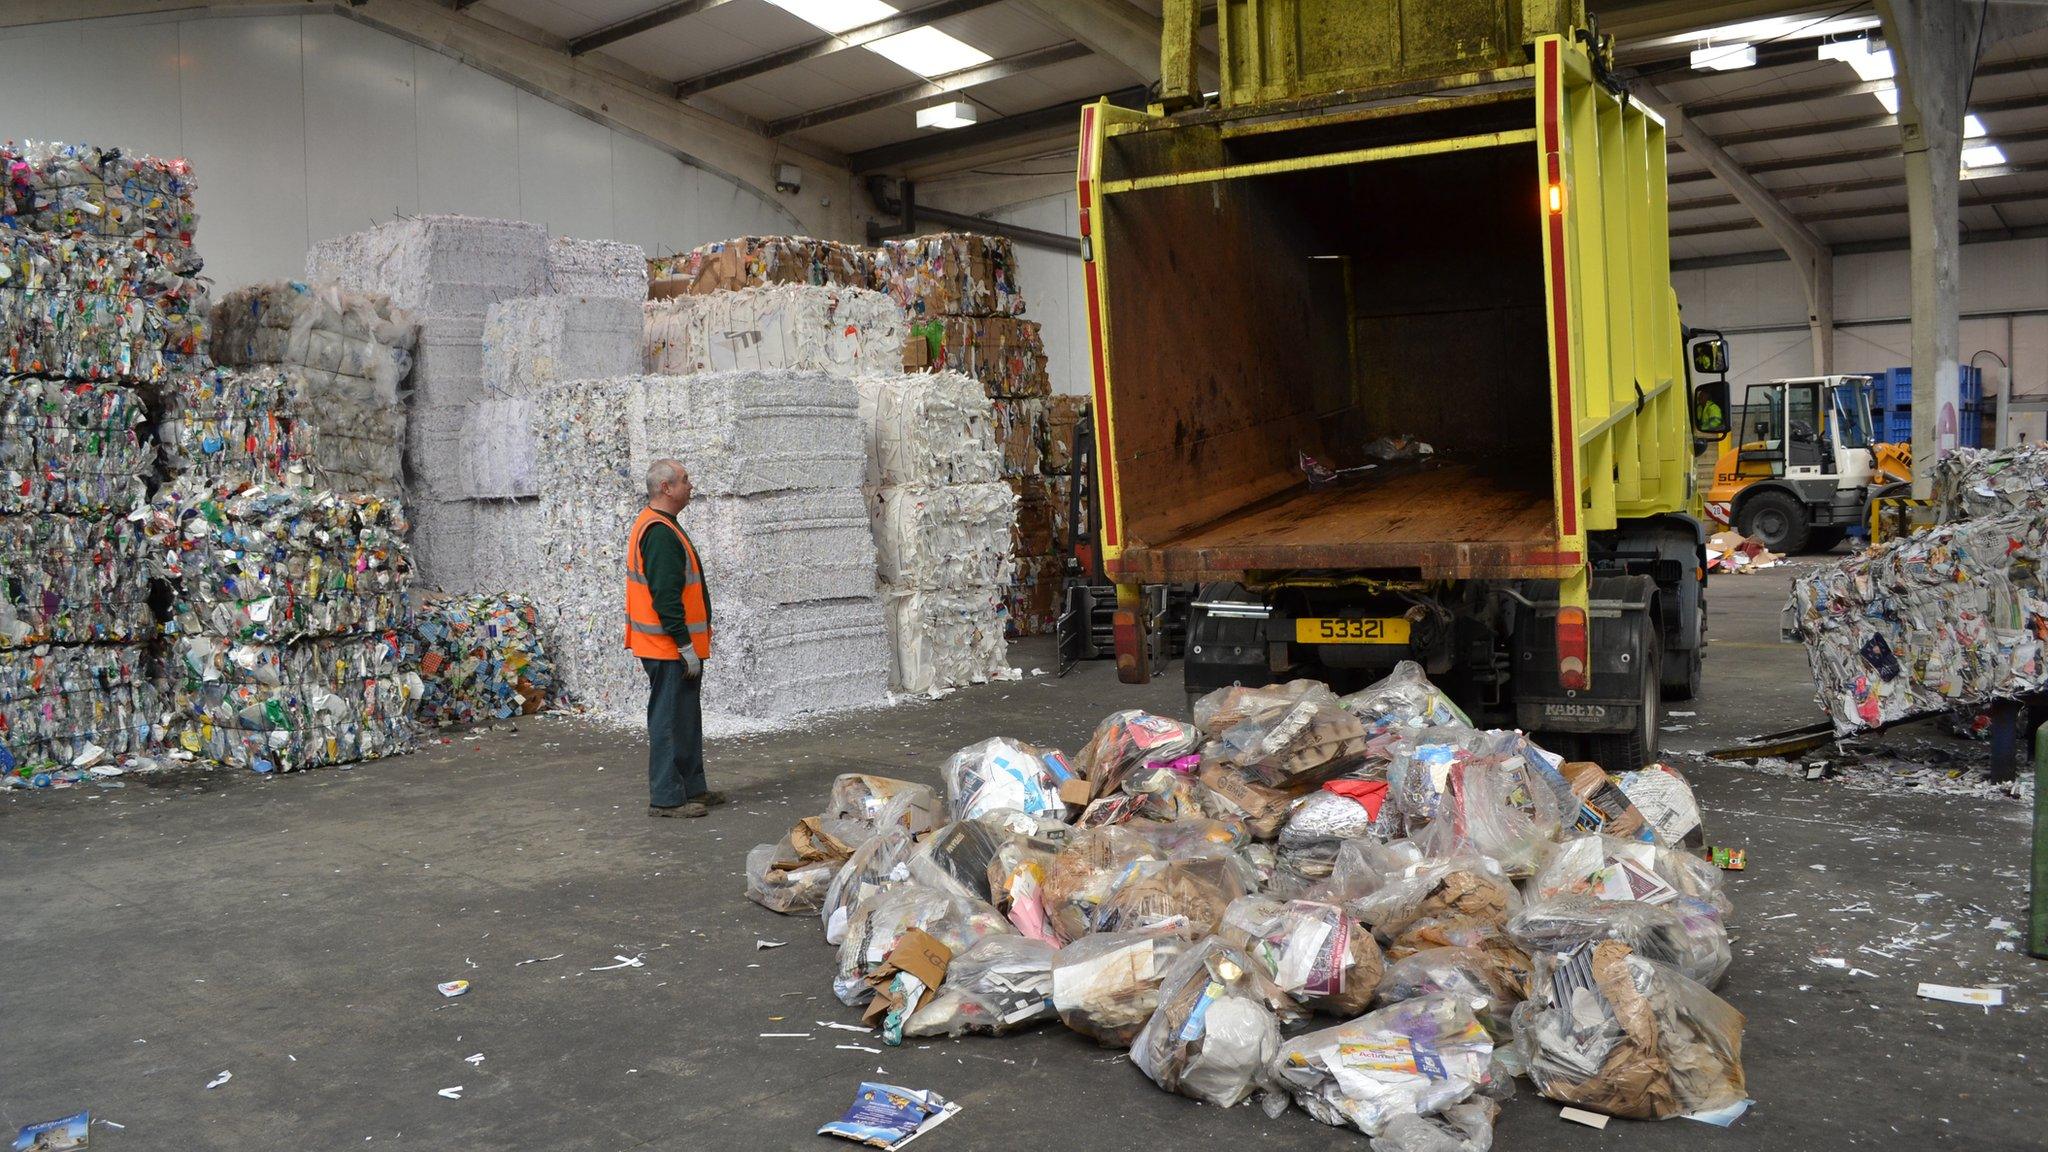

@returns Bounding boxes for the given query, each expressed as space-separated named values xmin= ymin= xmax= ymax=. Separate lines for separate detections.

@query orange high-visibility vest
xmin=624 ymin=507 xmax=712 ymax=661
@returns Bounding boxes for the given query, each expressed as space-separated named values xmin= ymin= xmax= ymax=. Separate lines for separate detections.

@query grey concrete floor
xmin=2 ymin=564 xmax=2043 ymax=1150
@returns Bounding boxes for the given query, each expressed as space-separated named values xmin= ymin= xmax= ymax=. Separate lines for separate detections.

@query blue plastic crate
xmin=1867 ymin=365 xmax=1979 ymax=411
xmin=1960 ymin=365 xmax=1982 ymax=406
xmin=1881 ymin=409 xmax=1914 ymax=443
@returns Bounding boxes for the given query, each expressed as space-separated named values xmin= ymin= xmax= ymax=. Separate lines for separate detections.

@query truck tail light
xmin=1556 ymin=606 xmax=1589 ymax=690
xmin=1547 ymin=183 xmax=1564 ymax=214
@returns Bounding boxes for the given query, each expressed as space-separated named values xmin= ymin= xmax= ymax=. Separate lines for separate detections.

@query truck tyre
xmin=1585 ymin=623 xmax=1661 ymax=771
xmin=1735 ymin=490 xmax=1810 ymax=553
xmin=1661 ymin=590 xmax=1703 ymax=701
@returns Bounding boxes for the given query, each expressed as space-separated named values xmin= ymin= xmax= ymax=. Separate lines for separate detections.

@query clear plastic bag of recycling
xmin=1272 ymin=991 xmax=1500 ymax=1136
xmin=1529 ymin=834 xmax=1732 ymax=918
xmin=1368 ymin=1100 xmax=1501 ymax=1152
xmin=1049 ymin=919 xmax=1197 ymax=1047
xmin=1341 ymin=661 xmax=1471 ymax=734
xmin=1194 ymin=679 xmax=1344 ymax=736
xmin=1511 ymin=941 xmax=1746 ymax=1120
xmin=904 ymin=935 xmax=1058 ymax=1038
xmin=1211 ymin=693 xmax=1374 ymax=788
xmin=1347 ymin=855 xmax=1522 ymax=939
xmin=822 ymin=827 xmax=918 ymax=945
xmin=833 ymin=882 xmax=1013 ymax=1007
xmin=1375 ymin=946 xmax=1522 ymax=1037
xmin=942 ymin=737 xmax=1068 ymax=821
xmin=1218 ymin=895 xmax=1385 ymax=1016
xmin=1411 ymin=747 xmax=1561 ymax=879
xmin=1383 ymin=917 xmax=1532 ymax=1004
xmin=827 ymin=772 xmax=940 ymax=836
xmin=1093 ymin=855 xmax=1249 ymax=937
xmin=1131 ymin=936 xmax=1306 ymax=1110
xmin=746 ymin=842 xmax=839 ymax=915
xmin=1074 ymin=709 xmax=1201 ymax=798
xmin=1507 ymin=895 xmax=1731 ymax=989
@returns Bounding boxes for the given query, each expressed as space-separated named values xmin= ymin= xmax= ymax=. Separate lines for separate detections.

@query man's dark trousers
xmin=643 ymin=658 xmax=705 ymax=808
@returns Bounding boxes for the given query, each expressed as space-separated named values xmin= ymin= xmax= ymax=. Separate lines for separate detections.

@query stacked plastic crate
xmin=881 ymin=234 xmax=1065 ymax=637
xmin=1864 ymin=366 xmax=1984 ymax=448
xmin=0 ymin=141 xmax=204 ymax=781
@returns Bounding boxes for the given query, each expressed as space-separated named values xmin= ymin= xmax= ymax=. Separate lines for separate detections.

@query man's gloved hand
xmin=682 ymin=651 xmax=703 ymax=680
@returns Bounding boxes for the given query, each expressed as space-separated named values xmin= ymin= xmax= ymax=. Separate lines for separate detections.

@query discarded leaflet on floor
xmin=411 ymin=591 xmax=556 ymax=727
xmin=817 ymin=1082 xmax=960 ymax=1150
xmin=1788 ymin=508 xmax=2048 ymax=732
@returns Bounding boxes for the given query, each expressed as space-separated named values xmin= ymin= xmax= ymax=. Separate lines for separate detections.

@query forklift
xmin=1702 ymin=374 xmax=1913 ymax=553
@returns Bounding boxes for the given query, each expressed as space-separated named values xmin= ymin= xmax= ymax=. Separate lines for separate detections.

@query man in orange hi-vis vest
xmin=626 ymin=458 xmax=720 ymax=818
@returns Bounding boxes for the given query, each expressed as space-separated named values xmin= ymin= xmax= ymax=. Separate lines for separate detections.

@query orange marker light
xmin=1547 ymin=183 xmax=1564 ymax=214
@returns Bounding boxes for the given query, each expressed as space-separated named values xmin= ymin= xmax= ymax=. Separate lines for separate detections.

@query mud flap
xmin=1514 ymin=575 xmax=1656 ymax=734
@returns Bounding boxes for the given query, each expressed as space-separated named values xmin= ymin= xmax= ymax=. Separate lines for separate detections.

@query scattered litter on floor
xmin=761 ymin=1032 xmax=814 ymax=1039
xmin=205 ymin=1071 xmax=232 ymax=1089
xmin=437 ymin=980 xmax=469 ymax=998
xmin=1917 ymin=983 xmax=2004 ymax=1007
xmin=837 ymin=1044 xmax=885 ymax=1054
xmin=1559 ymin=1107 xmax=1609 ymax=1129
xmin=465 ymin=1053 xmax=485 ymax=1066
xmin=817 ymin=1082 xmax=960 ymax=1150
xmin=589 ymin=954 xmax=646 ymax=971
xmin=515 ymin=954 xmax=564 ymax=967
xmin=437 ymin=1086 xmax=463 ymax=1100
xmin=757 ymin=939 xmax=789 ymax=950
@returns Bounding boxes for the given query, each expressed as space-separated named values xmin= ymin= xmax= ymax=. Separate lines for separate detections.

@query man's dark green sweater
xmin=640 ymin=509 xmax=711 ymax=653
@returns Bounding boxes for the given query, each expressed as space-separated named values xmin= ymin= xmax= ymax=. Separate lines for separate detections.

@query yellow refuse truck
xmin=1075 ymin=0 xmax=1728 ymax=764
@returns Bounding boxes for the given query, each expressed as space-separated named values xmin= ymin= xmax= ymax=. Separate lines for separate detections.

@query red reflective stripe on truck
xmin=1078 ymin=105 xmax=1120 ymax=549
xmin=1541 ymin=39 xmax=1578 ymax=539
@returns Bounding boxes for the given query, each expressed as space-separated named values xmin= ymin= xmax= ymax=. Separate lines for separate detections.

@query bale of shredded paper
xmin=0 ymin=376 xmax=153 ymax=515
xmin=643 ymin=285 xmax=903 ymax=378
xmin=161 ymin=632 xmax=421 ymax=773
xmin=547 ymin=236 xmax=648 ymax=299
xmin=1933 ymin=442 xmax=2048 ymax=522
xmin=1788 ymin=508 xmax=2048 ymax=732
xmin=857 ymin=372 xmax=1001 ymax=490
xmin=0 ymin=643 xmax=163 ymax=772
xmin=412 ymin=591 xmax=557 ymax=727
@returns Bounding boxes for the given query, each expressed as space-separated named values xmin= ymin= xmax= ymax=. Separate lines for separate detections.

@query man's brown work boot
xmin=690 ymin=790 xmax=728 ymax=807
xmin=649 ymin=802 xmax=709 ymax=818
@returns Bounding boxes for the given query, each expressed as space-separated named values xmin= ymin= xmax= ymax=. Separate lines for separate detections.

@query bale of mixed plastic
xmin=941 ymin=737 xmax=1069 ymax=822
xmin=0 ymin=377 xmax=153 ymax=515
xmin=904 ymin=935 xmax=1057 ymax=1038
xmin=0 ymin=644 xmax=163 ymax=770
xmin=0 ymin=512 xmax=155 ymax=647
xmin=1 ymin=140 xmax=200 ymax=268
xmin=1511 ymin=940 xmax=1746 ymax=1120
xmin=0 ymin=230 xmax=208 ymax=382
xmin=1131 ymin=936 xmax=1305 ymax=1110
xmin=1049 ymin=920 xmax=1196 ymax=1047
xmin=411 ymin=591 xmax=557 ymax=726
xmin=1272 ymin=992 xmax=1501 ymax=1137
xmin=1932 ymin=441 xmax=2048 ymax=522
xmin=1508 ymin=895 xmax=1731 ymax=989
xmin=833 ymin=882 xmax=1011 ymax=1006
xmin=1219 ymin=896 xmax=1386 ymax=1016
xmin=1788 ymin=508 xmax=2048 ymax=733
xmin=161 ymin=633 xmax=421 ymax=773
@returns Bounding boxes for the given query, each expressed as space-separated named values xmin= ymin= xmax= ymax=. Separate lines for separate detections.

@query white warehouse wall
xmin=1672 ymin=238 xmax=2048 ymax=443
xmin=987 ymin=192 xmax=1090 ymax=398
xmin=0 ymin=12 xmax=805 ymax=292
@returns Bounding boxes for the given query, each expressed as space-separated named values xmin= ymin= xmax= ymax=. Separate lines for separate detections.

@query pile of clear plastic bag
xmin=1511 ymin=941 xmax=1746 ymax=1120
xmin=1131 ymin=936 xmax=1305 ymax=1109
xmin=833 ymin=882 xmax=1011 ymax=1006
xmin=821 ymin=827 xmax=917 ymax=944
xmin=1508 ymin=896 xmax=1731 ymax=989
xmin=1528 ymin=835 xmax=1732 ymax=918
xmin=746 ymin=816 xmax=863 ymax=915
xmin=1342 ymin=660 xmax=1471 ymax=733
xmin=1073 ymin=709 xmax=1202 ymax=800
xmin=1348 ymin=855 xmax=1524 ymax=939
xmin=1219 ymin=896 xmax=1385 ymax=1016
xmin=0 ymin=377 xmax=153 ymax=515
xmin=1376 ymin=946 xmax=1522 ymax=1036
xmin=1272 ymin=992 xmax=1502 ymax=1137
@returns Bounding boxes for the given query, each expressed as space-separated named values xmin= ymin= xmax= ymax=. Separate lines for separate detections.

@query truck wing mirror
xmin=1691 ymin=336 xmax=1730 ymax=376
xmin=1691 ymin=381 xmax=1731 ymax=437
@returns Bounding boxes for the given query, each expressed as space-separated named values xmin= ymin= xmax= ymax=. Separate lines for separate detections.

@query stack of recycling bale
xmin=146 ymin=485 xmax=418 ymax=773
xmin=307 ymin=214 xmax=551 ymax=591
xmin=648 ymin=235 xmax=874 ymax=297
xmin=860 ymin=373 xmax=1015 ymax=693
xmin=1792 ymin=438 xmax=2048 ymax=733
xmin=161 ymin=280 xmax=418 ymax=494
xmin=1042 ymin=394 xmax=1088 ymax=555
xmin=879 ymin=234 xmax=1062 ymax=636
xmin=531 ymin=370 xmax=891 ymax=725
xmin=0 ymin=141 xmax=202 ymax=779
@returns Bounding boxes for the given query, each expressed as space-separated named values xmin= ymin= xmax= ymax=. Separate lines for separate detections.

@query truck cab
xmin=1704 ymin=375 xmax=1907 ymax=552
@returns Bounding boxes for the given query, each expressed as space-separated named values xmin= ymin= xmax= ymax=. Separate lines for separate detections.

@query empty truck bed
xmin=1108 ymin=464 xmax=1558 ymax=583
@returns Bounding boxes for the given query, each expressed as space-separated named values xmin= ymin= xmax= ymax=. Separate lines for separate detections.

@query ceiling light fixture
xmin=916 ymin=101 xmax=978 ymax=130
xmin=1692 ymin=42 xmax=1757 ymax=71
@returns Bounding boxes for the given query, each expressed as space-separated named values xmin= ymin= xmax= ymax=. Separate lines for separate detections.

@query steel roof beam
xmin=849 ymin=84 xmax=1150 ymax=170
xmin=766 ymin=41 xmax=1092 ymax=137
xmin=1670 ymin=186 xmax=2048 ymax=236
xmin=568 ymin=0 xmax=739 ymax=57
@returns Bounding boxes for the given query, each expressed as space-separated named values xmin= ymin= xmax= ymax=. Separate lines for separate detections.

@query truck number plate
xmin=1295 ymin=617 xmax=1410 ymax=645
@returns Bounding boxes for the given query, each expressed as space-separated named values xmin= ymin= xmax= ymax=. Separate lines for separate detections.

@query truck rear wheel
xmin=1661 ymin=590 xmax=1703 ymax=701
xmin=1585 ymin=624 xmax=1661 ymax=771
xmin=1735 ymin=490 xmax=1810 ymax=553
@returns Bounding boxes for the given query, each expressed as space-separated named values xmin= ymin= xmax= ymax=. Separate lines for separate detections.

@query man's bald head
xmin=645 ymin=459 xmax=693 ymax=511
